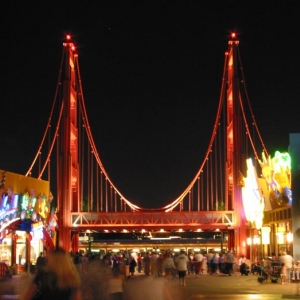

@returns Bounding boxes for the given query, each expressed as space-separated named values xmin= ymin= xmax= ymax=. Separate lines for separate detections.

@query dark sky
xmin=1 ymin=1 xmax=299 ymax=208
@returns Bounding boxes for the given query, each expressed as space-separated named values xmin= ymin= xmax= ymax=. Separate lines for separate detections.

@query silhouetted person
xmin=23 ymin=248 xmax=82 ymax=300
xmin=36 ymin=252 xmax=47 ymax=274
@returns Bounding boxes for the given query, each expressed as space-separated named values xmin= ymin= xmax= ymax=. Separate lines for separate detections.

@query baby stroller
xmin=268 ymin=261 xmax=281 ymax=283
xmin=250 ymin=264 xmax=269 ymax=283
xmin=240 ymin=263 xmax=250 ymax=276
xmin=219 ymin=263 xmax=232 ymax=275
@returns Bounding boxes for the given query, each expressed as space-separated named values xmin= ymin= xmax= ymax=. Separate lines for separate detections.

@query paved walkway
xmin=2 ymin=271 xmax=300 ymax=299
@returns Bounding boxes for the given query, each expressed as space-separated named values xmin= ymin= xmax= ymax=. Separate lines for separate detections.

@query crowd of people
xmin=22 ymin=247 xmax=298 ymax=299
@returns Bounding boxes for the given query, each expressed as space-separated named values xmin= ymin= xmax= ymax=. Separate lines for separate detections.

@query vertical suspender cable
xmin=206 ymin=165 xmax=209 ymax=210
xmin=197 ymin=177 xmax=200 ymax=211
xmin=210 ymin=155 xmax=213 ymax=210
xmin=96 ymin=165 xmax=99 ymax=212
xmin=47 ymin=122 xmax=51 ymax=184
xmin=214 ymin=139 xmax=218 ymax=210
xmin=91 ymin=154 xmax=94 ymax=211
xmin=105 ymin=178 xmax=108 ymax=212
xmin=110 ymin=186 xmax=113 ymax=212
xmin=100 ymin=171 xmax=103 ymax=212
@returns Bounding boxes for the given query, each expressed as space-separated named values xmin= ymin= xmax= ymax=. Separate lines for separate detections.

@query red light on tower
xmin=66 ymin=34 xmax=71 ymax=40
xmin=231 ymin=32 xmax=237 ymax=39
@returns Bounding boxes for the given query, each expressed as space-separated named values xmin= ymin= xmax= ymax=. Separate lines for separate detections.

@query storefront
xmin=0 ymin=170 xmax=54 ymax=272
xmin=241 ymin=151 xmax=292 ymax=262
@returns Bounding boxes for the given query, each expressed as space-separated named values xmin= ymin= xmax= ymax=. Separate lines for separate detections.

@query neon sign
xmin=242 ymin=151 xmax=292 ymax=229
xmin=0 ymin=186 xmax=19 ymax=231
xmin=259 ymin=151 xmax=291 ymax=204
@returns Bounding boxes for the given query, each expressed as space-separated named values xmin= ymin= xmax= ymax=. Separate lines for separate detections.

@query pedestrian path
xmin=2 ymin=271 xmax=300 ymax=299
xmin=190 ymin=295 xmax=291 ymax=299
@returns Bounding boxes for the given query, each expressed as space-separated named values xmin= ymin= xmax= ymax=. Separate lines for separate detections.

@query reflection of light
xmin=287 ymin=232 xmax=293 ymax=243
xmin=277 ymin=233 xmax=284 ymax=244
xmin=247 ymin=237 xmax=252 ymax=245
xmin=277 ymin=226 xmax=286 ymax=233
xmin=261 ymin=226 xmax=271 ymax=245
xmin=160 ymin=229 xmax=164 ymax=232
xmin=173 ymin=248 xmax=180 ymax=252
xmin=248 ymin=295 xmax=260 ymax=299
xmin=242 ymin=158 xmax=264 ymax=229
xmin=253 ymin=236 xmax=260 ymax=245
xmin=2 ymin=237 xmax=11 ymax=246
xmin=194 ymin=248 xmax=200 ymax=252
xmin=112 ymin=249 xmax=119 ymax=252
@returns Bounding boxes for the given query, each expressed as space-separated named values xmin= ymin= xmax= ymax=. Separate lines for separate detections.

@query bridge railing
xmin=70 ymin=210 xmax=235 ymax=230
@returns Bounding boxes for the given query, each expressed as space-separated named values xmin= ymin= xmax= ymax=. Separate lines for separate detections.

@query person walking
xmin=175 ymin=251 xmax=189 ymax=286
xmin=81 ymin=253 xmax=89 ymax=274
xmin=163 ymin=253 xmax=176 ymax=281
xmin=35 ymin=252 xmax=47 ymax=275
xmin=207 ymin=251 xmax=214 ymax=274
xmin=23 ymin=248 xmax=82 ymax=300
xmin=280 ymin=262 xmax=287 ymax=284
xmin=224 ymin=250 xmax=235 ymax=276
xmin=194 ymin=252 xmax=203 ymax=276
xmin=137 ymin=253 xmax=142 ymax=273
xmin=143 ymin=252 xmax=151 ymax=276
xmin=211 ymin=253 xmax=220 ymax=274
xmin=129 ymin=256 xmax=137 ymax=277
xmin=292 ymin=261 xmax=300 ymax=281
xmin=279 ymin=251 xmax=294 ymax=283
xmin=108 ymin=264 xmax=125 ymax=300
xmin=239 ymin=255 xmax=248 ymax=275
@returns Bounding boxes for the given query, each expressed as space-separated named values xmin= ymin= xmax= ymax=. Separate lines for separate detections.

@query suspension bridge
xmin=1 ymin=33 xmax=277 ymax=256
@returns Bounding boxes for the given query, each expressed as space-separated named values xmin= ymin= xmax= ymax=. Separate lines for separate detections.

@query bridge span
xmin=71 ymin=211 xmax=234 ymax=231
xmin=29 ymin=34 xmax=257 ymax=255
xmin=1 ymin=33 xmax=281 ymax=263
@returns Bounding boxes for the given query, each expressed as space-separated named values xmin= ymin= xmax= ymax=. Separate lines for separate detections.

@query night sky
xmin=1 ymin=1 xmax=299 ymax=208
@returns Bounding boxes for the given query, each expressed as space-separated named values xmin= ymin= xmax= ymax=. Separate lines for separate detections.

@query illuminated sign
xmin=0 ymin=170 xmax=50 ymax=234
xmin=0 ymin=186 xmax=19 ymax=231
xmin=259 ymin=151 xmax=291 ymax=204
xmin=242 ymin=158 xmax=265 ymax=229
xmin=242 ymin=151 xmax=292 ymax=229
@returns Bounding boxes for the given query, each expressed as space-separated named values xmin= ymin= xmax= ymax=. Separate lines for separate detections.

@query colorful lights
xmin=261 ymin=226 xmax=271 ymax=245
xmin=242 ymin=158 xmax=265 ymax=229
xmin=259 ymin=151 xmax=291 ymax=204
xmin=242 ymin=151 xmax=292 ymax=229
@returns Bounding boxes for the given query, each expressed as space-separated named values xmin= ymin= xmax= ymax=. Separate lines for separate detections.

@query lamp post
xmin=86 ymin=229 xmax=91 ymax=253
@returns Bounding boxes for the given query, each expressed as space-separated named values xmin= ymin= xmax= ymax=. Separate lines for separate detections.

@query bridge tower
xmin=226 ymin=35 xmax=247 ymax=254
xmin=57 ymin=36 xmax=80 ymax=250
